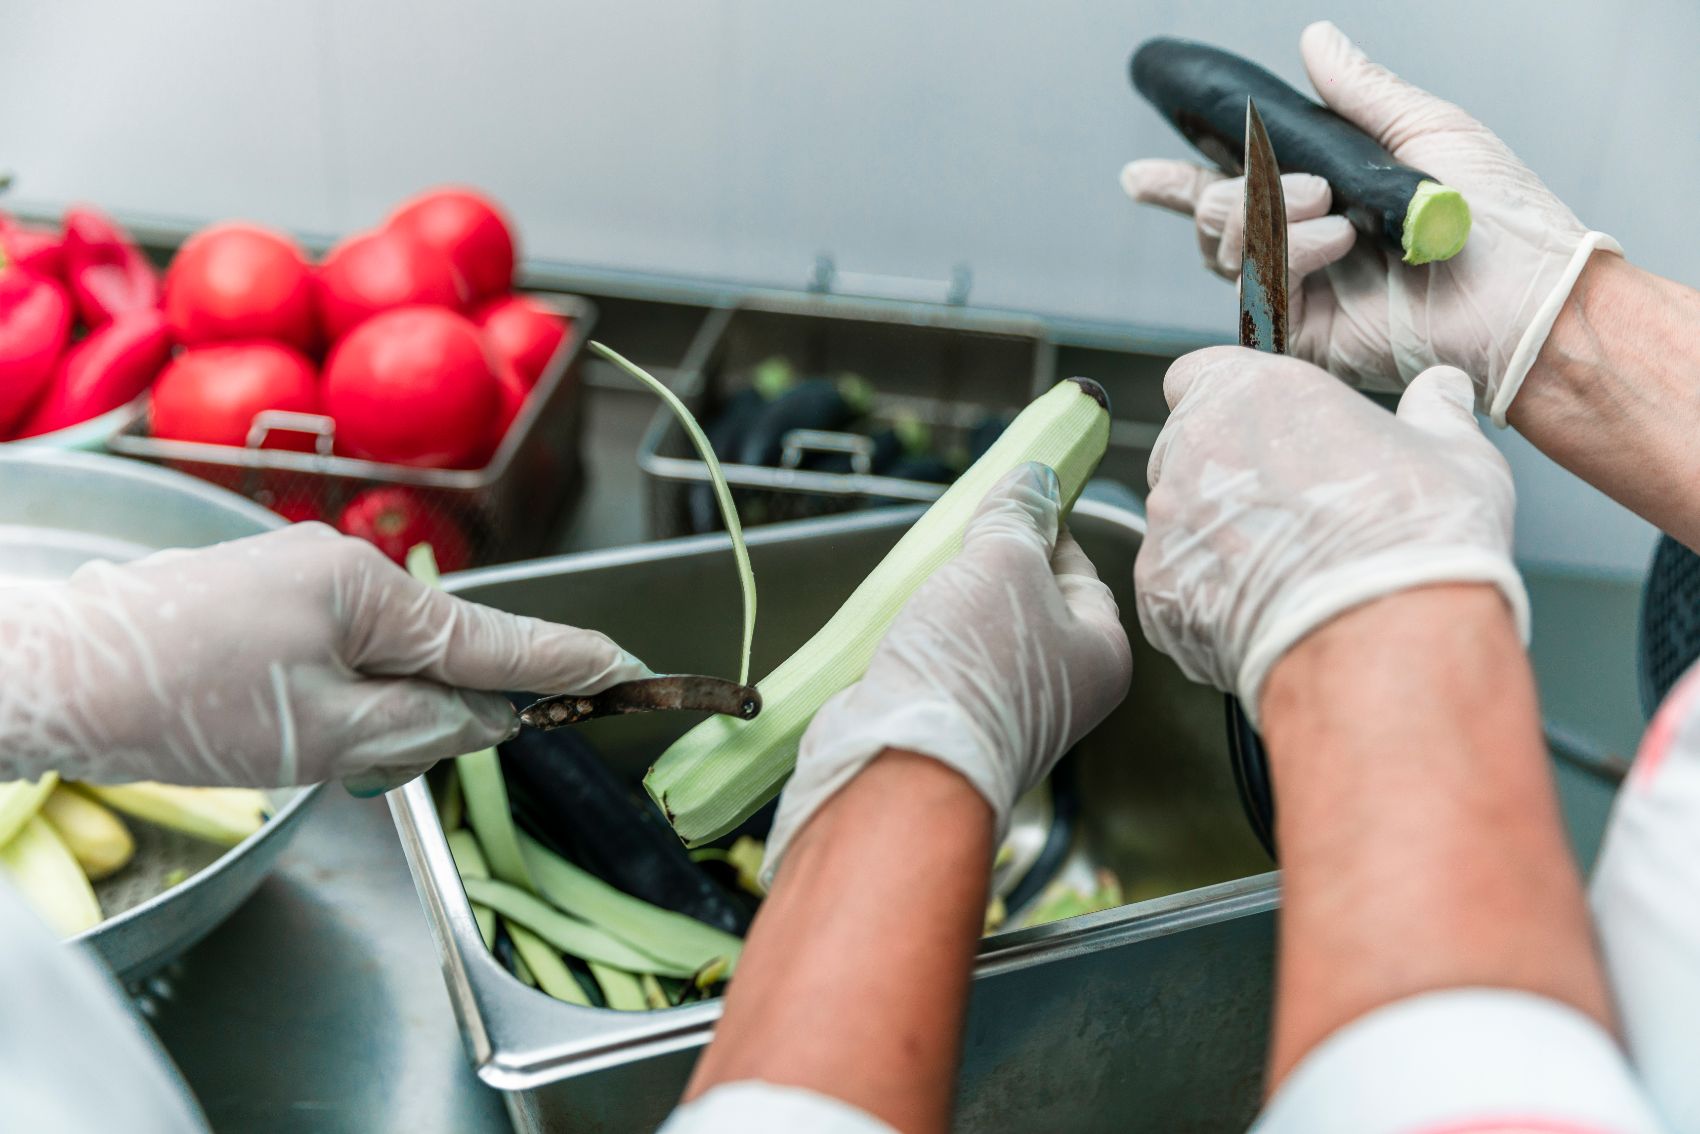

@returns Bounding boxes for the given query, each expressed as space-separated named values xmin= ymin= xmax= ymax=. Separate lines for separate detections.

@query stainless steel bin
xmin=393 ymin=498 xmax=1277 ymax=1132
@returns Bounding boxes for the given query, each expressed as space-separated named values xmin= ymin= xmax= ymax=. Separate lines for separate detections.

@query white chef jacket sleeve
xmin=0 ymin=880 xmax=209 ymax=1132
xmin=658 ymin=1081 xmax=898 ymax=1134
xmin=1592 ymin=663 xmax=1700 ymax=1132
xmin=1251 ymin=989 xmax=1665 ymax=1134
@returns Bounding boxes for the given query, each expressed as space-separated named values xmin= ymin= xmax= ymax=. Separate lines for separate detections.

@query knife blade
xmin=1239 ymin=96 xmax=1288 ymax=354
xmin=1226 ymin=96 xmax=1288 ymax=858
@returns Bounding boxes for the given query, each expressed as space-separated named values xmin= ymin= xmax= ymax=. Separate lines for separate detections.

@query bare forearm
xmin=1512 ymin=253 xmax=1700 ymax=549
xmin=684 ymin=750 xmax=993 ymax=1133
xmin=1258 ymin=585 xmax=1610 ymax=1089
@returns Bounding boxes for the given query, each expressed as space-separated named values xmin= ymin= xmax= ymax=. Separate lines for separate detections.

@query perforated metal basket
xmin=108 ymin=294 xmax=595 ymax=569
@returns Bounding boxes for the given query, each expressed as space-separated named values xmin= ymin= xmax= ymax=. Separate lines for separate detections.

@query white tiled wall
xmin=2 ymin=0 xmax=1689 ymax=574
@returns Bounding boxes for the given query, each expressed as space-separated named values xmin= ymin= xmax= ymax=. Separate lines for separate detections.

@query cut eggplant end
xmin=1068 ymin=377 xmax=1111 ymax=411
xmin=1401 ymin=181 xmax=1472 ymax=265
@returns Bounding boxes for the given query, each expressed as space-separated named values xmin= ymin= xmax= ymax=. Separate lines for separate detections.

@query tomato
xmin=0 ymin=218 xmax=65 ymax=282
xmin=386 ymin=187 xmax=515 ymax=303
xmin=322 ymin=306 xmax=499 ymax=468
xmin=150 ymin=341 xmax=320 ymax=448
xmin=15 ymin=309 xmax=173 ymax=437
xmin=336 ymin=486 xmax=472 ymax=572
xmin=475 ymin=295 xmax=569 ymax=389
xmin=164 ymin=222 xmax=318 ymax=352
xmin=262 ymin=482 xmax=326 ymax=524
xmin=0 ymin=270 xmax=72 ymax=437
xmin=316 ymin=228 xmax=466 ymax=342
xmin=479 ymin=358 xmax=529 ymax=465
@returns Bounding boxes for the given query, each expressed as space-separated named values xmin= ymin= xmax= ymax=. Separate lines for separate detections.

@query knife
xmin=1225 ymin=97 xmax=1285 ymax=856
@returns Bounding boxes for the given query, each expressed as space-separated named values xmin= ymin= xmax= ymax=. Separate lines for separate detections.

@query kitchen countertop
xmin=140 ymin=355 xmax=1648 ymax=1133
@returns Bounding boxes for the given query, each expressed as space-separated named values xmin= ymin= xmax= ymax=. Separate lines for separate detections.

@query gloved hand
xmin=1121 ymin=20 xmax=1621 ymax=424
xmin=761 ymin=464 xmax=1133 ymax=885
xmin=0 ymin=523 xmax=650 ymax=789
xmin=1136 ymin=347 xmax=1528 ymax=719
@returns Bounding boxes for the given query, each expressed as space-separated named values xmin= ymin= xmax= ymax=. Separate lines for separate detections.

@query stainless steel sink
xmin=392 ymin=498 xmax=1278 ymax=1132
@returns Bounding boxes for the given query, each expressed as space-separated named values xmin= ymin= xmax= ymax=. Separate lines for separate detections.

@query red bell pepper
xmin=60 ymin=205 xmax=160 ymax=328
xmin=14 ymin=308 xmax=172 ymax=438
xmin=0 ymin=215 xmax=65 ymax=282
xmin=0 ymin=261 xmax=73 ymax=437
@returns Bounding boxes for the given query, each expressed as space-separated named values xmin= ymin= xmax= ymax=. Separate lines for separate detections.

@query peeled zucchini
xmin=0 ymin=816 xmax=101 ymax=937
xmin=645 ymin=378 xmax=1111 ymax=845
xmin=41 ymin=786 xmax=134 ymax=880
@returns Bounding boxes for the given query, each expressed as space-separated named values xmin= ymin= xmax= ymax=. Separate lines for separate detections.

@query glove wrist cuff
xmin=1489 ymin=230 xmax=1623 ymax=427
xmin=1235 ymin=547 xmax=1530 ymax=723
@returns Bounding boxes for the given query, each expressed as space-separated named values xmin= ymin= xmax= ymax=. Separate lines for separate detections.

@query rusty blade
xmin=520 ymin=675 xmax=762 ymax=730
xmin=1239 ymin=97 xmax=1288 ymax=354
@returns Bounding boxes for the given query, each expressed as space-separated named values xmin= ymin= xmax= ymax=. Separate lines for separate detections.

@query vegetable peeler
xmin=519 ymin=675 xmax=762 ymax=730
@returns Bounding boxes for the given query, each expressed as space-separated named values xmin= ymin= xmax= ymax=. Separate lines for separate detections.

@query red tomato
xmin=15 ymin=309 xmax=173 ymax=437
xmin=316 ymin=228 xmax=466 ymax=341
xmin=475 ymin=295 xmax=568 ymax=389
xmin=263 ymin=483 xmax=326 ymax=524
xmin=336 ymin=486 xmax=472 ymax=572
xmin=151 ymin=341 xmax=320 ymax=448
xmin=482 ymin=359 xmax=528 ymax=464
xmin=0 ymin=270 xmax=72 ymax=437
xmin=164 ymin=223 xmax=318 ymax=352
xmin=387 ymin=187 xmax=515 ymax=303
xmin=322 ymin=306 xmax=499 ymax=468
xmin=0 ymin=219 xmax=65 ymax=282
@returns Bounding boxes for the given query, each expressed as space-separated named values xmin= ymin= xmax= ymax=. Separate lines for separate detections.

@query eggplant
xmin=498 ymin=718 xmax=750 ymax=935
xmin=1130 ymin=37 xmax=1470 ymax=264
xmin=688 ymin=388 xmax=769 ymax=534
xmin=686 ymin=359 xmax=801 ymax=534
xmin=884 ymin=454 xmax=955 ymax=485
xmin=804 ymin=426 xmax=902 ymax=475
xmin=736 ymin=376 xmax=872 ymax=468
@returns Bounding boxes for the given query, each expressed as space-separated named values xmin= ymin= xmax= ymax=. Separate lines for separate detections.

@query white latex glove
xmin=660 ymin=1082 xmax=896 ymax=1134
xmin=761 ymin=463 xmax=1133 ymax=884
xmin=1136 ymin=347 xmax=1528 ymax=719
xmin=1121 ymin=20 xmax=1621 ymax=424
xmin=0 ymin=523 xmax=649 ymax=789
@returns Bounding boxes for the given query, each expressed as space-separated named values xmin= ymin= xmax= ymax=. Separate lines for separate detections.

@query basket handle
xmin=779 ymin=429 xmax=875 ymax=475
xmin=246 ymin=411 xmax=336 ymax=457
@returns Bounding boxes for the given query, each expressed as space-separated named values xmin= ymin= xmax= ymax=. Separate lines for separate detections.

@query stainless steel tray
xmin=108 ymin=293 xmax=597 ymax=568
xmin=392 ymin=498 xmax=1277 ymax=1132
xmin=0 ymin=449 xmax=321 ymax=983
xmin=637 ymin=294 xmax=1056 ymax=537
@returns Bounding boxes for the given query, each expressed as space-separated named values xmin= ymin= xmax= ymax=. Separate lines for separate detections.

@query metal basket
xmin=108 ymin=294 xmax=595 ymax=568
xmin=637 ymin=294 xmax=1055 ymax=538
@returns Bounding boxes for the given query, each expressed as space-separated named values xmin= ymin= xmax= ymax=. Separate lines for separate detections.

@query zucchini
xmin=461 ymin=877 xmax=703 ymax=979
xmin=1130 ymin=37 xmax=1470 ymax=265
xmin=501 ymin=723 xmax=749 ymax=934
xmin=41 ymin=786 xmax=134 ymax=880
xmin=445 ymin=827 xmax=499 ymax=949
xmin=0 ymin=775 xmax=59 ymax=849
xmin=0 ymin=816 xmax=101 ymax=937
xmin=506 ymin=921 xmax=591 ymax=1005
xmin=73 ymin=783 xmax=267 ymax=847
xmin=646 ymin=378 xmax=1111 ymax=845
xmin=517 ymin=830 xmax=742 ymax=974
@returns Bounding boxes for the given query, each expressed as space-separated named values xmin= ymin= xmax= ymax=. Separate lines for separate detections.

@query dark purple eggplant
xmin=498 ymin=719 xmax=750 ymax=935
xmin=1130 ymin=37 xmax=1469 ymax=264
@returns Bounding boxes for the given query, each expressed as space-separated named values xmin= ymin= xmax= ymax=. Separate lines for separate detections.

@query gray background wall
xmin=4 ymin=0 xmax=1693 ymax=575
